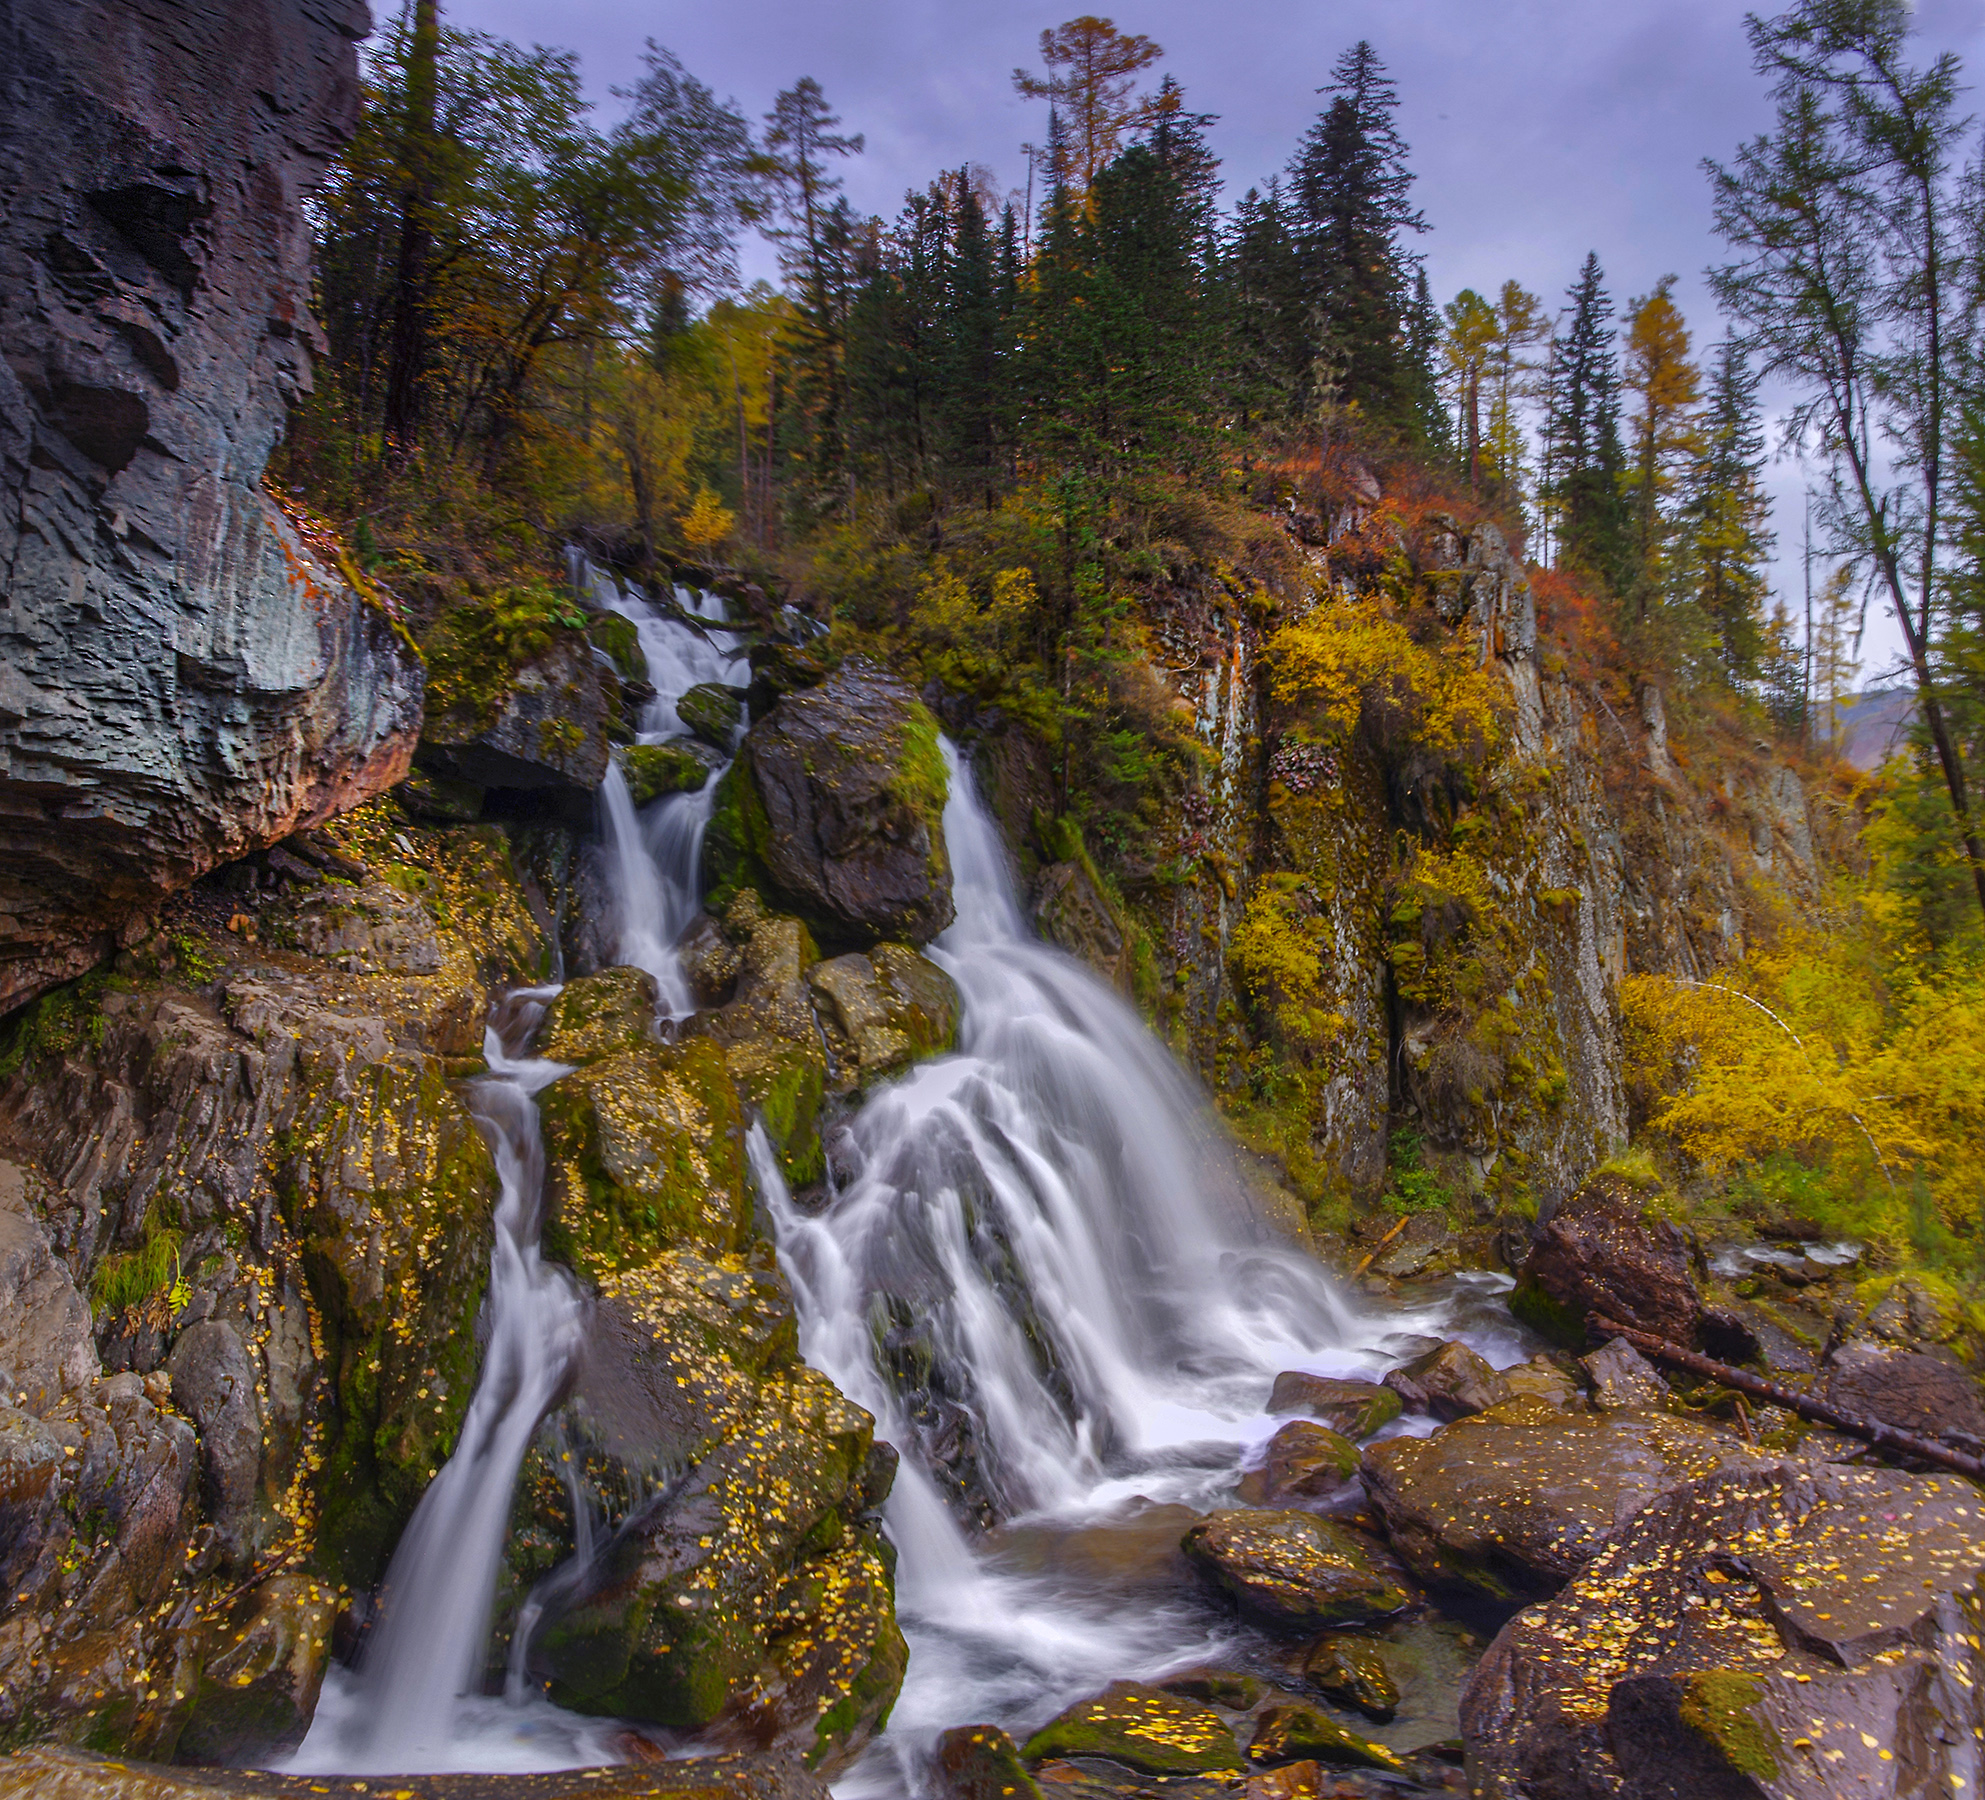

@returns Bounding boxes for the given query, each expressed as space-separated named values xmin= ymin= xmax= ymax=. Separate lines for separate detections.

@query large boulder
xmin=1267 ymin=1373 xmax=1402 ymax=1440
xmin=1461 ymin=1462 xmax=1985 ymax=1799
xmin=0 ymin=1160 xmax=96 ymax=1412
xmin=1020 ymin=1681 xmax=1243 ymax=1776
xmin=704 ymin=660 xmax=954 ymax=948
xmin=806 ymin=943 xmax=959 ymax=1093
xmin=0 ymin=0 xmax=423 ymax=1013
xmin=1181 ymin=1510 xmax=1414 ymax=1632
xmin=1362 ymin=1396 xmax=1778 ymax=1606
xmin=1821 ymin=1338 xmax=1985 ymax=1441
xmin=1511 ymin=1172 xmax=1703 ymax=1347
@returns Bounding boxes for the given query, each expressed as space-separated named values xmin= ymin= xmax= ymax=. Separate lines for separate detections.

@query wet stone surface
xmin=1461 ymin=1461 xmax=1985 ymax=1799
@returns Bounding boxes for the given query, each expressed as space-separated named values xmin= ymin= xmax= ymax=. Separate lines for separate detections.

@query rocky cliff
xmin=0 ymin=0 xmax=421 ymax=1015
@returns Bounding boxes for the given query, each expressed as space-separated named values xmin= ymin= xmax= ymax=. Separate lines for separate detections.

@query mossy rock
xmin=1303 ymin=1637 xmax=1399 ymax=1722
xmin=806 ymin=943 xmax=960 ymax=1092
xmin=539 ymin=966 xmax=658 ymax=1064
xmin=705 ymin=660 xmax=952 ymax=948
xmin=587 ymin=611 xmax=646 ymax=683
xmin=1180 ymin=1511 xmax=1414 ymax=1633
xmin=936 ymin=1726 xmax=1046 ymax=1800
xmin=1021 ymin=1681 xmax=1243 ymax=1776
xmin=539 ymin=1038 xmax=750 ymax=1277
xmin=1247 ymin=1701 xmax=1405 ymax=1772
xmin=678 ymin=682 xmax=746 ymax=749
xmin=176 ymin=1575 xmax=337 ymax=1763
xmin=620 ymin=743 xmax=712 ymax=807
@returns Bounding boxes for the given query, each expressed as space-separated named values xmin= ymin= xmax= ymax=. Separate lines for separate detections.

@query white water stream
xmin=283 ymin=568 xmax=1515 ymax=1784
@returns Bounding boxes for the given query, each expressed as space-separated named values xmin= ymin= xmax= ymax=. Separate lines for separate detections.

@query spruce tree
xmin=1548 ymin=253 xmax=1632 ymax=590
xmin=1688 ymin=336 xmax=1774 ymax=680
xmin=1287 ymin=41 xmax=1426 ymax=426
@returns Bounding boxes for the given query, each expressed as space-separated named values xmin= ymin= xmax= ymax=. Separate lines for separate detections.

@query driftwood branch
xmin=1351 ymin=1214 xmax=1410 ymax=1279
xmin=1591 ymin=1315 xmax=1985 ymax=1483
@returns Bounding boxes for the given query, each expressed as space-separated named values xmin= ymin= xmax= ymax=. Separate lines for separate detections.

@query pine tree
xmin=1548 ymin=253 xmax=1632 ymax=590
xmin=1286 ymin=41 xmax=1426 ymax=426
xmin=1688 ymin=336 xmax=1775 ymax=681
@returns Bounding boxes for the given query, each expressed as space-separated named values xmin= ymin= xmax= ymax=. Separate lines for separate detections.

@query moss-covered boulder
xmin=1510 ymin=1171 xmax=1701 ymax=1349
xmin=621 ymin=742 xmax=713 ymax=807
xmin=1362 ymin=1396 xmax=1776 ymax=1606
xmin=1303 ymin=1637 xmax=1399 ymax=1722
xmin=533 ymin=1367 xmax=903 ymax=1772
xmin=704 ymin=660 xmax=953 ymax=948
xmin=678 ymin=682 xmax=747 ymax=749
xmin=1021 ymin=1681 xmax=1243 ymax=1776
xmin=176 ymin=1573 xmax=336 ymax=1762
xmin=540 ymin=966 xmax=659 ymax=1064
xmin=1180 ymin=1511 xmax=1414 ymax=1633
xmin=1247 ymin=1701 xmax=1405 ymax=1772
xmin=1266 ymin=1373 xmax=1401 ymax=1440
xmin=1236 ymin=1420 xmax=1360 ymax=1506
xmin=1462 ymin=1463 xmax=1985 ymax=1800
xmin=693 ymin=900 xmax=828 ymax=1185
xmin=935 ymin=1726 xmax=1045 ymax=1800
xmin=806 ymin=944 xmax=959 ymax=1093
xmin=539 ymin=1039 xmax=750 ymax=1277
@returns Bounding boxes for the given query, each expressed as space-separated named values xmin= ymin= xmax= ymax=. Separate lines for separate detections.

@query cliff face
xmin=0 ymin=0 xmax=421 ymax=1014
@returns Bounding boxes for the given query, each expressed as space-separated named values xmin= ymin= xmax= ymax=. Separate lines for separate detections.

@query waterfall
xmin=289 ymin=993 xmax=618 ymax=1774
xmin=287 ymin=568 xmax=748 ymax=1775
xmin=758 ymin=744 xmax=1428 ymax=1794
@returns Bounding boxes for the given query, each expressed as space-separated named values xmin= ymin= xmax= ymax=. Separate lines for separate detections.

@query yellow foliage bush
xmin=1229 ymin=875 xmax=1345 ymax=1049
xmin=1265 ymin=594 xmax=1506 ymax=764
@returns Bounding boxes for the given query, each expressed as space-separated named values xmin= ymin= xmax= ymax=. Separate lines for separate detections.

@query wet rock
xmin=421 ymin=630 xmax=613 ymax=818
xmin=530 ymin=1365 xmax=903 ymax=1773
xmin=807 ymin=945 xmax=960 ymax=1092
xmin=1237 ymin=1421 xmax=1361 ymax=1506
xmin=0 ymin=1159 xmax=96 ymax=1412
xmin=706 ymin=660 xmax=953 ymax=948
xmin=1366 ymin=1214 xmax=1458 ymax=1281
xmin=1581 ymin=1337 xmax=1670 ymax=1412
xmin=1498 ymin=1356 xmax=1581 ymax=1410
xmin=746 ymin=638 xmax=839 ymax=718
xmin=1860 ymin=1273 xmax=1960 ymax=1349
xmin=1247 ymin=1702 xmax=1405 ymax=1773
xmin=1266 ymin=1375 xmax=1401 ymax=1441
xmin=1302 ymin=1638 xmax=1399 ymax=1721
xmin=621 ymin=742 xmax=712 ymax=806
xmin=693 ymin=901 xmax=828 ymax=1185
xmin=396 ymin=767 xmax=486 ymax=823
xmin=539 ymin=966 xmax=660 ymax=1064
xmin=1160 ymin=1668 xmax=1269 ymax=1710
xmin=177 ymin=1572 xmax=337 ymax=1762
xmin=1181 ymin=1511 xmax=1414 ymax=1632
xmin=540 ymin=1038 xmax=751 ymax=1277
xmin=0 ymin=1745 xmax=838 ymax=1798
xmin=936 ymin=1725 xmax=1046 ymax=1800
xmin=677 ymin=916 xmax=742 ymax=1009
xmin=1021 ymin=1681 xmax=1244 ymax=1776
xmin=679 ymin=682 xmax=747 ymax=749
xmin=0 ymin=0 xmax=423 ymax=1013
xmin=1461 ymin=1462 xmax=1985 ymax=1800
xmin=1032 ymin=860 xmax=1128 ymax=992
xmin=1822 ymin=1337 xmax=1985 ymax=1440
xmin=1510 ymin=1173 xmax=1700 ymax=1348
xmin=1384 ymin=1342 xmax=1511 ymax=1421
xmin=1362 ymin=1396 xmax=1777 ymax=1606
xmin=165 ymin=1320 xmax=262 ymax=1567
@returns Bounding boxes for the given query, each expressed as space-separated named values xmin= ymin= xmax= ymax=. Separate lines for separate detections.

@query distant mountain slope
xmin=1831 ymin=688 xmax=1916 ymax=770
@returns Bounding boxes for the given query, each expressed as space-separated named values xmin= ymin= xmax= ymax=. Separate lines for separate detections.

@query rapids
xmin=281 ymin=568 xmax=1522 ymax=1784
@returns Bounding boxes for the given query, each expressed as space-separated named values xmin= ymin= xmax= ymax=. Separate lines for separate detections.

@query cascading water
xmin=282 ymin=563 xmax=1518 ymax=1784
xmin=759 ymin=745 xmax=1491 ymax=1795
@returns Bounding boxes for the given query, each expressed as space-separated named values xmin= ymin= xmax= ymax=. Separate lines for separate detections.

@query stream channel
xmin=287 ymin=570 xmax=1537 ymax=1789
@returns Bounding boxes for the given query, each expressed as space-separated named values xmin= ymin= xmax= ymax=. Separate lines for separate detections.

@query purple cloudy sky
xmin=437 ymin=0 xmax=1985 ymax=676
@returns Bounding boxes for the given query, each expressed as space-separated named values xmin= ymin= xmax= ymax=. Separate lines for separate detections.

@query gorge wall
xmin=0 ymin=0 xmax=421 ymax=1015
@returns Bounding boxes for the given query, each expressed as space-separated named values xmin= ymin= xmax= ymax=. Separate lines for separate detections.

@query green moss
xmin=587 ymin=611 xmax=645 ymax=683
xmin=1509 ymin=1275 xmax=1588 ymax=1348
xmin=1677 ymin=1672 xmax=1781 ymax=1782
xmin=896 ymin=703 xmax=949 ymax=833
xmin=421 ymin=581 xmax=589 ymax=735
xmin=733 ymin=1039 xmax=826 ymax=1186
xmin=701 ymin=758 xmax=777 ymax=919
xmin=1022 ymin=1684 xmax=1243 ymax=1776
xmin=540 ymin=967 xmax=658 ymax=1064
xmin=621 ymin=742 xmax=711 ymax=807
xmin=0 ymin=971 xmax=111 ymax=1079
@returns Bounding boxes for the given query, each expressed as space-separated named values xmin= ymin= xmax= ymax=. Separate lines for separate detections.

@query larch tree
xmin=1012 ymin=17 xmax=1163 ymax=192
xmin=1443 ymin=287 xmax=1498 ymax=490
xmin=1621 ymin=275 xmax=1702 ymax=614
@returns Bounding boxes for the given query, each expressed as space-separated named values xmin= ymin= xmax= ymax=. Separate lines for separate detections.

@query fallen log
xmin=1350 ymin=1214 xmax=1410 ymax=1279
xmin=1590 ymin=1314 xmax=1985 ymax=1484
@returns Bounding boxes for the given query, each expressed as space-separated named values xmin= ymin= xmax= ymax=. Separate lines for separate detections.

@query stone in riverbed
xmin=620 ymin=741 xmax=713 ymax=806
xmin=1361 ymin=1395 xmax=1778 ymax=1607
xmin=1302 ymin=1638 xmax=1399 ymax=1722
xmin=1021 ymin=1681 xmax=1244 ymax=1776
xmin=1247 ymin=1702 xmax=1406 ymax=1773
xmin=1265 ymin=1373 xmax=1401 ymax=1441
xmin=935 ymin=1725 xmax=1047 ymax=1800
xmin=1383 ymin=1342 xmax=1511 ymax=1421
xmin=1181 ymin=1511 xmax=1414 ymax=1632
xmin=1509 ymin=1171 xmax=1701 ymax=1348
xmin=704 ymin=660 xmax=953 ymax=948
xmin=1821 ymin=1337 xmax=1985 ymax=1440
xmin=1581 ymin=1336 xmax=1670 ymax=1411
xmin=678 ymin=681 xmax=748 ymax=749
xmin=1460 ymin=1462 xmax=1985 ymax=1800
xmin=0 ymin=1744 xmax=838 ymax=1798
xmin=1159 ymin=1667 xmax=1268 ymax=1710
xmin=1237 ymin=1420 xmax=1361 ymax=1506
xmin=806 ymin=943 xmax=960 ymax=1092
xmin=538 ymin=966 xmax=659 ymax=1064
